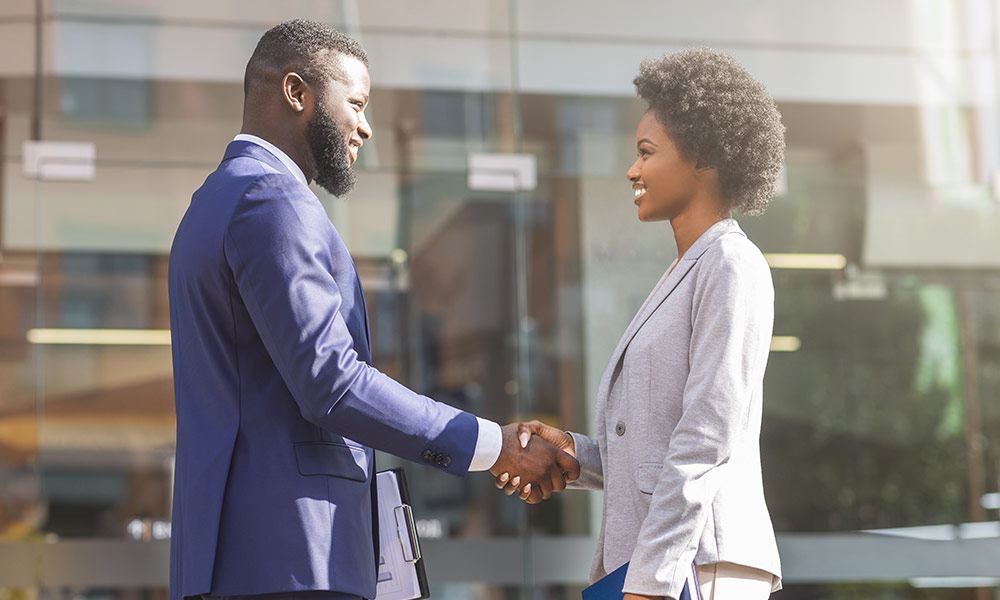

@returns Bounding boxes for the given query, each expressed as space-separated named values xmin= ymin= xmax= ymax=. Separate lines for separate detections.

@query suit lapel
xmin=597 ymin=219 xmax=744 ymax=404
xmin=355 ymin=265 xmax=372 ymax=360
xmin=602 ymin=258 xmax=697 ymax=387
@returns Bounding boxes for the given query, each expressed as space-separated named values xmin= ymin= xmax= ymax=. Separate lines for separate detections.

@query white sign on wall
xmin=22 ymin=141 xmax=96 ymax=182
xmin=468 ymin=153 xmax=537 ymax=192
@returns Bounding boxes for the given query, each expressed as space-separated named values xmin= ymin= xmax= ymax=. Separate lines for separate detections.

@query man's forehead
xmin=317 ymin=51 xmax=369 ymax=89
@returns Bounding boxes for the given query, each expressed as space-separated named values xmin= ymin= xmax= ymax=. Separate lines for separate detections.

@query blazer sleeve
xmin=623 ymin=243 xmax=773 ymax=599
xmin=223 ymin=174 xmax=479 ymax=475
xmin=566 ymin=432 xmax=603 ymax=491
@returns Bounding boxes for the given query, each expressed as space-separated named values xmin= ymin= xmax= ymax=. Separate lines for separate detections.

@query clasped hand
xmin=490 ymin=421 xmax=578 ymax=504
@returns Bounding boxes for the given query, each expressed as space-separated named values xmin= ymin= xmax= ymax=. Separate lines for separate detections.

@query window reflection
xmin=0 ymin=1 xmax=999 ymax=597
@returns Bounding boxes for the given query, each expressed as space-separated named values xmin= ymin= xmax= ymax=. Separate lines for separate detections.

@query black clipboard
xmin=375 ymin=468 xmax=430 ymax=600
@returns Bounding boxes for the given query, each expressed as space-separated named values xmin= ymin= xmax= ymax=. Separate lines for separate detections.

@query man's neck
xmin=239 ymin=123 xmax=314 ymax=182
xmin=235 ymin=131 xmax=310 ymax=186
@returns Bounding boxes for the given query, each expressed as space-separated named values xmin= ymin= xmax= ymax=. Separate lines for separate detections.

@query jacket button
xmin=441 ymin=456 xmax=451 ymax=467
xmin=615 ymin=421 xmax=626 ymax=436
xmin=422 ymin=450 xmax=432 ymax=461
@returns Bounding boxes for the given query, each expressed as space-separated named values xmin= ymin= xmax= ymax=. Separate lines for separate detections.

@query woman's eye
xmin=638 ymin=148 xmax=650 ymax=157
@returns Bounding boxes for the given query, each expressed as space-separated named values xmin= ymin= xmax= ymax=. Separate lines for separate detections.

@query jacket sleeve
xmin=623 ymin=243 xmax=774 ymax=598
xmin=566 ymin=432 xmax=603 ymax=491
xmin=223 ymin=174 xmax=478 ymax=475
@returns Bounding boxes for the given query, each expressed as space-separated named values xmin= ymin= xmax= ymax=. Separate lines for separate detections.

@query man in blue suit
xmin=168 ymin=19 xmax=578 ymax=600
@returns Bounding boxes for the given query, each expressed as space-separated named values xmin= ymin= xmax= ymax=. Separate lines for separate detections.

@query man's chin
xmin=316 ymin=167 xmax=357 ymax=197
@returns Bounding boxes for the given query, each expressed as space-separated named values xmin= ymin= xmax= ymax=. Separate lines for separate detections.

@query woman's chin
xmin=636 ymin=209 xmax=666 ymax=223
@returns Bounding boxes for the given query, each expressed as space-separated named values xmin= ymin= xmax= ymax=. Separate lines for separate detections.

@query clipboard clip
xmin=393 ymin=504 xmax=421 ymax=563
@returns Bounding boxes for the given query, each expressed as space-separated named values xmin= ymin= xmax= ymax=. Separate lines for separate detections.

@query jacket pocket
xmin=637 ymin=462 xmax=663 ymax=494
xmin=294 ymin=441 xmax=369 ymax=481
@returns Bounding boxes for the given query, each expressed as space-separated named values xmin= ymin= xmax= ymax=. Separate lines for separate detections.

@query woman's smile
xmin=633 ymin=183 xmax=646 ymax=205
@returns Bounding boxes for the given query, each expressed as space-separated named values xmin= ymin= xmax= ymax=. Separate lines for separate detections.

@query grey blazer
xmin=568 ymin=218 xmax=781 ymax=599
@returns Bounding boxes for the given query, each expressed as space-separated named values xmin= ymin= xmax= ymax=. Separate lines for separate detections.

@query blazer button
xmin=422 ymin=450 xmax=433 ymax=461
xmin=615 ymin=421 xmax=626 ymax=436
xmin=441 ymin=457 xmax=451 ymax=467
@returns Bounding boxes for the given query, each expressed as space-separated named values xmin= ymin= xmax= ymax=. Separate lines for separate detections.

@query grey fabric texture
xmin=567 ymin=219 xmax=781 ymax=599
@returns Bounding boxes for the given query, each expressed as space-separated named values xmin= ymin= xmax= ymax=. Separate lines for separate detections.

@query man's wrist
xmin=468 ymin=417 xmax=502 ymax=472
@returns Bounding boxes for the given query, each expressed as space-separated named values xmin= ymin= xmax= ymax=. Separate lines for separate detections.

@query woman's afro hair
xmin=634 ymin=48 xmax=785 ymax=215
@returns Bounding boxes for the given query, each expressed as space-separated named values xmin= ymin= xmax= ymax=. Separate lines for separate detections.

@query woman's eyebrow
xmin=637 ymin=138 xmax=658 ymax=147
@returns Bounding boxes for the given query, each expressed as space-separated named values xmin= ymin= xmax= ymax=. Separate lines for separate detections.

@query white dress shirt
xmin=232 ymin=134 xmax=503 ymax=472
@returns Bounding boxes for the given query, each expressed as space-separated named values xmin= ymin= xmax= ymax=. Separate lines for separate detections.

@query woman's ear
xmin=694 ymin=162 xmax=717 ymax=177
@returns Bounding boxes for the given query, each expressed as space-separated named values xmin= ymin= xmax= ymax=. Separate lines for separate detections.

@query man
xmin=168 ymin=19 xmax=578 ymax=600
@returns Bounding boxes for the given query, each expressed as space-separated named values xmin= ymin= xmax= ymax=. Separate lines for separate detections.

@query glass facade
xmin=1 ymin=1 xmax=1000 ymax=599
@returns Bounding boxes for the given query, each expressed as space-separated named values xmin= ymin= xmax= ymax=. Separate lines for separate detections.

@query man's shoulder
xmin=192 ymin=156 xmax=312 ymax=217
xmin=219 ymin=164 xmax=332 ymax=247
xmin=210 ymin=154 xmax=304 ymax=194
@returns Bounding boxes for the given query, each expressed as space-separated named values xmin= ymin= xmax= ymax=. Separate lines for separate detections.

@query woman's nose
xmin=626 ymin=157 xmax=641 ymax=182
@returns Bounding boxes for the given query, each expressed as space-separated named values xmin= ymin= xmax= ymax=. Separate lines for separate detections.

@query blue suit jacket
xmin=168 ymin=141 xmax=479 ymax=600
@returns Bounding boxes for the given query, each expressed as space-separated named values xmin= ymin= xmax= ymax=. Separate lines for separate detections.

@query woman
xmin=498 ymin=48 xmax=785 ymax=600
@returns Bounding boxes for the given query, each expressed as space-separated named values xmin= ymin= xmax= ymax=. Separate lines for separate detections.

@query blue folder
xmin=581 ymin=562 xmax=699 ymax=600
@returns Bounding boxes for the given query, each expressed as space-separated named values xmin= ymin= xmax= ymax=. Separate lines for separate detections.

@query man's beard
xmin=306 ymin=101 xmax=356 ymax=197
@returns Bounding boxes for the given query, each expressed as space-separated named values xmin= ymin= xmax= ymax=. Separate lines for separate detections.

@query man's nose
xmin=358 ymin=112 xmax=373 ymax=140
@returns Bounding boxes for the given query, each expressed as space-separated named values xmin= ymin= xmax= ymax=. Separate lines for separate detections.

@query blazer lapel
xmin=597 ymin=219 xmax=744 ymax=402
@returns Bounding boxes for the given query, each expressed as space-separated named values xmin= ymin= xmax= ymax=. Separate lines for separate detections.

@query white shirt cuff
xmin=468 ymin=417 xmax=503 ymax=472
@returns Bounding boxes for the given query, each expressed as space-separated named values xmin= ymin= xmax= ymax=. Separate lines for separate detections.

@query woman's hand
xmin=622 ymin=594 xmax=660 ymax=600
xmin=517 ymin=420 xmax=576 ymax=457
xmin=495 ymin=420 xmax=576 ymax=500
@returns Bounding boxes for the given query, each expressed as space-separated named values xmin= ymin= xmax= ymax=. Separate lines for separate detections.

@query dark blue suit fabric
xmin=168 ymin=141 xmax=479 ymax=600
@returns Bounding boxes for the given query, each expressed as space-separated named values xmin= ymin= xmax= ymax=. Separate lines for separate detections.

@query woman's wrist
xmin=563 ymin=431 xmax=576 ymax=456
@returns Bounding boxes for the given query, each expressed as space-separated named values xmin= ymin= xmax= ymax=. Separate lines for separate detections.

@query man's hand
xmin=495 ymin=420 xmax=576 ymax=499
xmin=622 ymin=594 xmax=660 ymax=600
xmin=490 ymin=423 xmax=580 ymax=504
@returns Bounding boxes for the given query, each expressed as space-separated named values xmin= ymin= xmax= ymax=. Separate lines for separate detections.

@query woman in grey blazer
xmin=498 ymin=49 xmax=785 ymax=600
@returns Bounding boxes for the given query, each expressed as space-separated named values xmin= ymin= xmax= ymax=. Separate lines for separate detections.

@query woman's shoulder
xmin=700 ymin=229 xmax=770 ymax=278
xmin=690 ymin=232 xmax=774 ymax=308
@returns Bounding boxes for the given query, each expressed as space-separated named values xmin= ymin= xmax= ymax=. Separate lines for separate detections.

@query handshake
xmin=489 ymin=421 xmax=578 ymax=504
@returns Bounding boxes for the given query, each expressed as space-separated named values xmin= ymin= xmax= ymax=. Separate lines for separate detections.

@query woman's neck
xmin=670 ymin=200 xmax=731 ymax=259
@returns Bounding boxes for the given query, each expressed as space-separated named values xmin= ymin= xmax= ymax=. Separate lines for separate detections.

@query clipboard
xmin=375 ymin=468 xmax=430 ymax=600
xmin=581 ymin=561 xmax=700 ymax=600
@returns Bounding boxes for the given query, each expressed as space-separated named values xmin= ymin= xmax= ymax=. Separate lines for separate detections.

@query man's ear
xmin=282 ymin=72 xmax=309 ymax=113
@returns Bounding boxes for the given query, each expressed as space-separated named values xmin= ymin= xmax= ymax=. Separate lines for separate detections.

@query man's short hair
xmin=244 ymin=19 xmax=368 ymax=97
